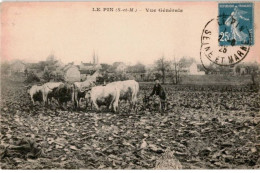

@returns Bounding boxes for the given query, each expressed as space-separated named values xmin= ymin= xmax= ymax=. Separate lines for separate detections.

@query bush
xmin=53 ymin=71 xmax=65 ymax=82
xmin=43 ymin=70 xmax=65 ymax=82
xmin=43 ymin=70 xmax=52 ymax=82
xmin=25 ymin=72 xmax=40 ymax=83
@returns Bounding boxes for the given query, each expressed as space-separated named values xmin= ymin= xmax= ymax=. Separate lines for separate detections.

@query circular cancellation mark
xmin=200 ymin=18 xmax=251 ymax=67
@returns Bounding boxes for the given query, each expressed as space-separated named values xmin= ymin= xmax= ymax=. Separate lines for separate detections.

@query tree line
xmin=1 ymin=53 xmax=259 ymax=85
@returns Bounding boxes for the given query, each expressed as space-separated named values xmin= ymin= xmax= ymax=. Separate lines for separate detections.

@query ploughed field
xmin=1 ymin=76 xmax=260 ymax=169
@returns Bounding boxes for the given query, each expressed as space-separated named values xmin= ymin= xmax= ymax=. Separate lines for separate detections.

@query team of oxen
xmin=27 ymin=70 xmax=139 ymax=112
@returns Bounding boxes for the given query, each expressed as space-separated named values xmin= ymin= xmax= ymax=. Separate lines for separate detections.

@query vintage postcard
xmin=0 ymin=1 xmax=259 ymax=169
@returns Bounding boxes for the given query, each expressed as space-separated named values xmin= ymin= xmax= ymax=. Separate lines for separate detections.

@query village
xmin=1 ymin=53 xmax=260 ymax=169
xmin=1 ymin=52 xmax=259 ymax=85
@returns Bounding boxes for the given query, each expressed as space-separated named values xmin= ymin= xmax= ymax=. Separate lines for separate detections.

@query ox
xmin=72 ymin=70 xmax=102 ymax=109
xmin=28 ymin=85 xmax=44 ymax=105
xmin=72 ymin=80 xmax=95 ymax=109
xmin=85 ymin=84 xmax=120 ymax=112
xmin=48 ymin=83 xmax=73 ymax=108
xmin=42 ymin=82 xmax=63 ymax=105
xmin=106 ymin=80 xmax=139 ymax=111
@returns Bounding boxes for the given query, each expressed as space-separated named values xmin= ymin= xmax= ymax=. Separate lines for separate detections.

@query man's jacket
xmin=150 ymin=84 xmax=166 ymax=100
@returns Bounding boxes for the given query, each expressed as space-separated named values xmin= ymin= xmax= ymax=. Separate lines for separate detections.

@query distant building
xmin=61 ymin=63 xmax=81 ymax=82
xmin=79 ymin=52 xmax=101 ymax=79
xmin=10 ymin=60 xmax=26 ymax=74
xmin=240 ymin=67 xmax=248 ymax=75
xmin=181 ymin=63 xmax=205 ymax=75
xmin=233 ymin=62 xmax=259 ymax=75
xmin=79 ymin=61 xmax=101 ymax=81
xmin=79 ymin=62 xmax=93 ymax=71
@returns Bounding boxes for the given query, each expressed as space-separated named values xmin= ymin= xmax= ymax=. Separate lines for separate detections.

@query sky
xmin=1 ymin=2 xmax=259 ymax=65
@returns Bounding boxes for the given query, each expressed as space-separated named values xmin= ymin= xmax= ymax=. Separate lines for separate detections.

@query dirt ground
xmin=0 ymin=76 xmax=259 ymax=169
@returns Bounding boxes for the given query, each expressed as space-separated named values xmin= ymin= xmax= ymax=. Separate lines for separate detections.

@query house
xmin=79 ymin=61 xmax=102 ymax=81
xmin=60 ymin=63 xmax=81 ymax=82
xmin=79 ymin=62 xmax=94 ymax=71
xmin=79 ymin=51 xmax=101 ymax=72
xmin=233 ymin=62 xmax=259 ymax=75
xmin=240 ymin=67 xmax=248 ymax=75
xmin=10 ymin=60 xmax=26 ymax=74
xmin=181 ymin=62 xmax=205 ymax=75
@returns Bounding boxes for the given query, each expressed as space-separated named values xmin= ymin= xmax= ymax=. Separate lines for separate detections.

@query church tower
xmin=92 ymin=51 xmax=96 ymax=64
xmin=96 ymin=54 xmax=99 ymax=64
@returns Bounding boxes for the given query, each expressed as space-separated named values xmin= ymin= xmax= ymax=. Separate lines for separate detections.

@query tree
xmin=247 ymin=62 xmax=259 ymax=85
xmin=43 ymin=66 xmax=52 ymax=81
xmin=251 ymin=70 xmax=257 ymax=85
xmin=1 ymin=61 xmax=10 ymax=75
xmin=171 ymin=57 xmax=182 ymax=84
xmin=41 ymin=53 xmax=62 ymax=81
xmin=100 ymin=63 xmax=111 ymax=72
xmin=46 ymin=52 xmax=57 ymax=62
xmin=178 ymin=57 xmax=196 ymax=68
xmin=45 ymin=54 xmax=59 ymax=71
xmin=127 ymin=62 xmax=146 ymax=73
xmin=38 ymin=54 xmax=58 ymax=72
xmin=25 ymin=72 xmax=40 ymax=83
xmin=154 ymin=56 xmax=171 ymax=84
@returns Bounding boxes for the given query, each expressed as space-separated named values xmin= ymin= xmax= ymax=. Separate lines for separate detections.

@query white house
xmin=61 ymin=64 xmax=81 ymax=82
xmin=182 ymin=63 xmax=205 ymax=75
xmin=189 ymin=63 xmax=205 ymax=75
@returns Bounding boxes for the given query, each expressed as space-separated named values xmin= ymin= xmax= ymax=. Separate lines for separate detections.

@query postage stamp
xmin=200 ymin=2 xmax=254 ymax=67
xmin=218 ymin=3 xmax=254 ymax=46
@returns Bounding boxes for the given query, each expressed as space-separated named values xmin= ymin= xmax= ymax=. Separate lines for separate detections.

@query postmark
xmin=200 ymin=18 xmax=251 ymax=67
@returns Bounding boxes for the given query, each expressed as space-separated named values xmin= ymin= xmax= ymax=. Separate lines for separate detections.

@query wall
xmin=65 ymin=67 xmax=80 ymax=82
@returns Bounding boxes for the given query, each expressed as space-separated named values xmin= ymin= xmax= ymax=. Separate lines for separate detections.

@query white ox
xmin=86 ymin=84 xmax=120 ymax=112
xmin=72 ymin=70 xmax=102 ymax=109
xmin=106 ymin=80 xmax=139 ymax=111
xmin=42 ymin=82 xmax=63 ymax=105
xmin=28 ymin=85 xmax=44 ymax=105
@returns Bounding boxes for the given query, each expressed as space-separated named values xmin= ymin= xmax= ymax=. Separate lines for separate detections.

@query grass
xmin=141 ymin=74 xmax=259 ymax=86
xmin=180 ymin=74 xmax=258 ymax=85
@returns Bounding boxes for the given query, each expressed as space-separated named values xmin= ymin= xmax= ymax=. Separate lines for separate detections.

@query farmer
xmin=150 ymin=79 xmax=167 ymax=111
